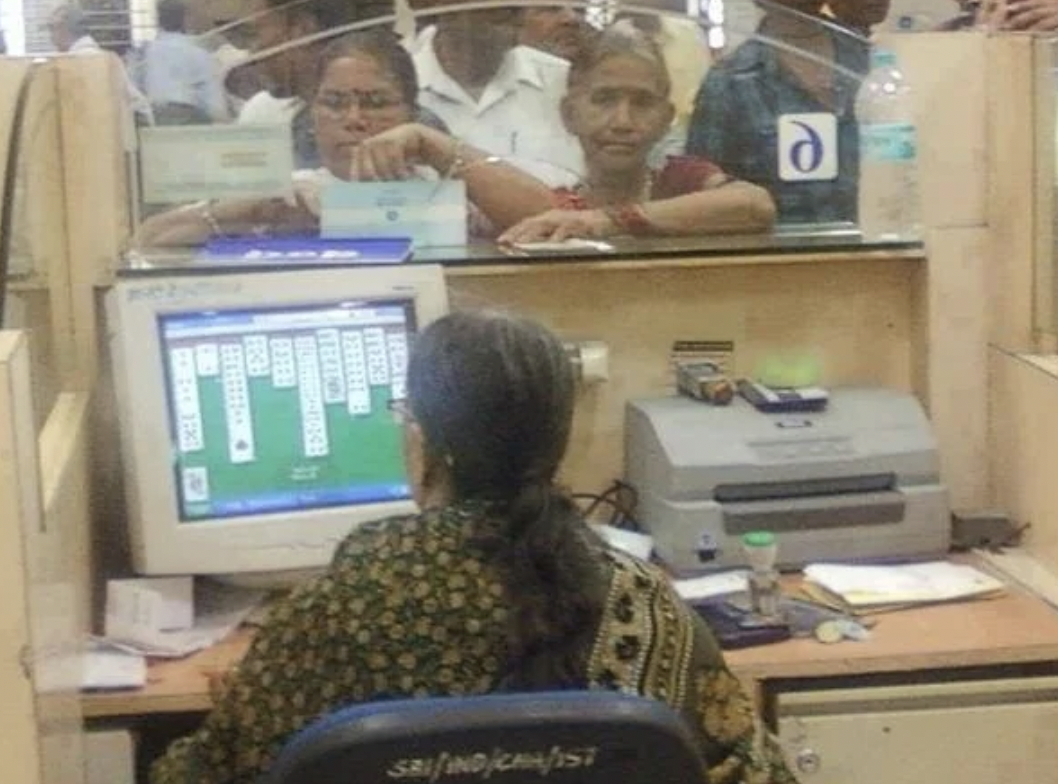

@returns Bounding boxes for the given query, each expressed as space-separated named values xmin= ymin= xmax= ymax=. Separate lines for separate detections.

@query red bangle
xmin=603 ymin=203 xmax=655 ymax=236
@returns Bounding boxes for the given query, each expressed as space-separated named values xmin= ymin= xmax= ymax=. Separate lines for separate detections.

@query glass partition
xmin=120 ymin=0 xmax=924 ymax=265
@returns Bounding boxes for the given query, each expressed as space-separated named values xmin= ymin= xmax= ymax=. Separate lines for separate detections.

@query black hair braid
xmin=408 ymin=311 xmax=606 ymax=690
xmin=477 ymin=481 xmax=604 ymax=691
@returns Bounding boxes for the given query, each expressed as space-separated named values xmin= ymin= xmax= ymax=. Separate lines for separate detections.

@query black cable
xmin=0 ymin=61 xmax=41 ymax=329
xmin=572 ymin=479 xmax=641 ymax=531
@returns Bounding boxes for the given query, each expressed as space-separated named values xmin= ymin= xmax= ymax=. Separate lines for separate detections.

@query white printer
xmin=624 ymin=388 xmax=950 ymax=573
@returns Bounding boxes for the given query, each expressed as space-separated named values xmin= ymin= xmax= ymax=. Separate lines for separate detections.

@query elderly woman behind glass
xmin=150 ymin=309 xmax=799 ymax=784
xmin=499 ymin=27 xmax=775 ymax=243
xmin=135 ymin=31 xmax=554 ymax=247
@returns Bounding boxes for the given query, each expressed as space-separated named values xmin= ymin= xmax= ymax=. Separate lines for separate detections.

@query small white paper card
xmin=139 ymin=124 xmax=294 ymax=204
xmin=595 ymin=525 xmax=654 ymax=561
xmin=777 ymin=113 xmax=838 ymax=182
xmin=320 ymin=179 xmax=468 ymax=248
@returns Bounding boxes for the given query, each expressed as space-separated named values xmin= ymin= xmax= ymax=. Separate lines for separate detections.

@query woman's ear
xmin=402 ymin=421 xmax=453 ymax=510
xmin=662 ymin=100 xmax=676 ymax=131
xmin=402 ymin=420 xmax=428 ymax=500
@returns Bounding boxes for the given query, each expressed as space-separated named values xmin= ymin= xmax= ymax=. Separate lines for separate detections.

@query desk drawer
xmin=777 ymin=676 xmax=1058 ymax=784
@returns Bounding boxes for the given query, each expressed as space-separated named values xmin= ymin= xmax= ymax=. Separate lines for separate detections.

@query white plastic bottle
xmin=741 ymin=531 xmax=781 ymax=620
xmin=855 ymin=48 xmax=922 ymax=241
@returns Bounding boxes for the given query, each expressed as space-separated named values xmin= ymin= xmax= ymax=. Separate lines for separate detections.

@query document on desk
xmin=673 ymin=571 xmax=751 ymax=601
xmin=804 ymin=561 xmax=1006 ymax=609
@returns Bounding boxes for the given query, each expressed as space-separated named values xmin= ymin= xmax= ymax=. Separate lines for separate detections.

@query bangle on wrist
xmin=602 ymin=203 xmax=655 ymax=236
xmin=443 ymin=140 xmax=502 ymax=179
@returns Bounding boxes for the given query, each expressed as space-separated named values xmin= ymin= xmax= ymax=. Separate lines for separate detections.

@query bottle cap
xmin=742 ymin=531 xmax=776 ymax=549
xmin=741 ymin=531 xmax=778 ymax=571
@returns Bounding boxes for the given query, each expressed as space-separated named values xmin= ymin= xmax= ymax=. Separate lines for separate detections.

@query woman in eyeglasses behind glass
xmin=134 ymin=30 xmax=554 ymax=247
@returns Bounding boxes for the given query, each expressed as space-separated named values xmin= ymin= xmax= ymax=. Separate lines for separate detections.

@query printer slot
xmin=714 ymin=473 xmax=896 ymax=504
xmin=722 ymin=491 xmax=906 ymax=535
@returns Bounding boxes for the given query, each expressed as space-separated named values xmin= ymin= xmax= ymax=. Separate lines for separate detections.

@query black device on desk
xmin=691 ymin=597 xmax=791 ymax=649
xmin=737 ymin=379 xmax=829 ymax=413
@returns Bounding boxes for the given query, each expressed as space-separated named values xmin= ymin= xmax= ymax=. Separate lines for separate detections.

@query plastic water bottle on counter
xmin=855 ymin=48 xmax=922 ymax=241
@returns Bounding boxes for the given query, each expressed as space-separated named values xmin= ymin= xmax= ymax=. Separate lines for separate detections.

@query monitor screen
xmin=106 ymin=265 xmax=449 ymax=581
xmin=159 ymin=299 xmax=413 ymax=524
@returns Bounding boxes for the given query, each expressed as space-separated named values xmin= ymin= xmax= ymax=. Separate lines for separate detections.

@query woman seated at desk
xmin=134 ymin=31 xmax=554 ymax=247
xmin=149 ymin=310 xmax=796 ymax=784
xmin=498 ymin=27 xmax=776 ymax=244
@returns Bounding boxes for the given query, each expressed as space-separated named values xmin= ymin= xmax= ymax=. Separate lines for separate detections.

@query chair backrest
xmin=260 ymin=690 xmax=706 ymax=784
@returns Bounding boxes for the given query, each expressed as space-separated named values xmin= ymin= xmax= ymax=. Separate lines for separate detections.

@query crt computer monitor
xmin=106 ymin=265 xmax=449 ymax=583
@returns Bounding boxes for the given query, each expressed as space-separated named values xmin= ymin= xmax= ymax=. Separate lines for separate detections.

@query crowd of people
xmin=37 ymin=0 xmax=1058 ymax=241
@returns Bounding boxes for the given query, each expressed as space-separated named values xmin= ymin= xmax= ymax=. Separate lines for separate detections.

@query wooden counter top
xmin=81 ymin=575 xmax=1058 ymax=721
xmin=726 ymin=586 xmax=1058 ymax=682
xmin=83 ymin=628 xmax=254 ymax=719
xmin=122 ymin=236 xmax=925 ymax=282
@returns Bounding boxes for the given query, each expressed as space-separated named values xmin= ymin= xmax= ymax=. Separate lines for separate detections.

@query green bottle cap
xmin=742 ymin=531 xmax=776 ymax=549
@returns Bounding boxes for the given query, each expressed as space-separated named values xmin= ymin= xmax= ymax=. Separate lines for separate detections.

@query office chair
xmin=260 ymin=690 xmax=707 ymax=784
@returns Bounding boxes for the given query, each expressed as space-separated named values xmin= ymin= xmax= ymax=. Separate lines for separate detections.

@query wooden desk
xmin=81 ymin=580 xmax=1058 ymax=721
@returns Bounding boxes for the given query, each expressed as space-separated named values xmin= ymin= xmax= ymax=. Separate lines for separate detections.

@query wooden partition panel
xmin=448 ymin=254 xmax=921 ymax=494
xmin=0 ymin=331 xmax=91 ymax=784
xmin=990 ymin=350 xmax=1058 ymax=565
xmin=0 ymin=332 xmax=45 ymax=784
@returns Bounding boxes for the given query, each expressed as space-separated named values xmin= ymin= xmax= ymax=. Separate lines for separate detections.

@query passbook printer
xmin=624 ymin=388 xmax=950 ymax=573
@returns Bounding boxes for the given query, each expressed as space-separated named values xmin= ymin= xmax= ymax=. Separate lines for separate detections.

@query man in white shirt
xmin=138 ymin=0 xmax=227 ymax=123
xmin=517 ymin=6 xmax=592 ymax=62
xmin=411 ymin=1 xmax=583 ymax=186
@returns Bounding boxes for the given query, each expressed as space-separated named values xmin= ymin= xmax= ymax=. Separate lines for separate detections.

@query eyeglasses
xmin=315 ymin=90 xmax=407 ymax=117
xmin=387 ymin=398 xmax=414 ymax=425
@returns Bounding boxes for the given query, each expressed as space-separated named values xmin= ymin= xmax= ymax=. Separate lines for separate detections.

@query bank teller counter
xmin=0 ymin=20 xmax=1016 ymax=784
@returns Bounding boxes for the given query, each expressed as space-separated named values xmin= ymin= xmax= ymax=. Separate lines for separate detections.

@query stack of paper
xmin=803 ymin=561 xmax=1006 ymax=612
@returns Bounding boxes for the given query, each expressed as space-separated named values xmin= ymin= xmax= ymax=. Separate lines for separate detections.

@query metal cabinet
xmin=778 ymin=676 xmax=1058 ymax=784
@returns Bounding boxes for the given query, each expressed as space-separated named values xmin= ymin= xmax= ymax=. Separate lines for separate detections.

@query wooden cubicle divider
xmin=52 ymin=54 xmax=135 ymax=389
xmin=987 ymin=35 xmax=1039 ymax=356
xmin=990 ymin=352 xmax=1058 ymax=568
xmin=0 ymin=333 xmax=46 ymax=784
xmin=892 ymin=33 xmax=991 ymax=510
xmin=0 ymin=331 xmax=89 ymax=784
xmin=0 ymin=54 xmax=114 ymax=784
xmin=983 ymin=36 xmax=1058 ymax=575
